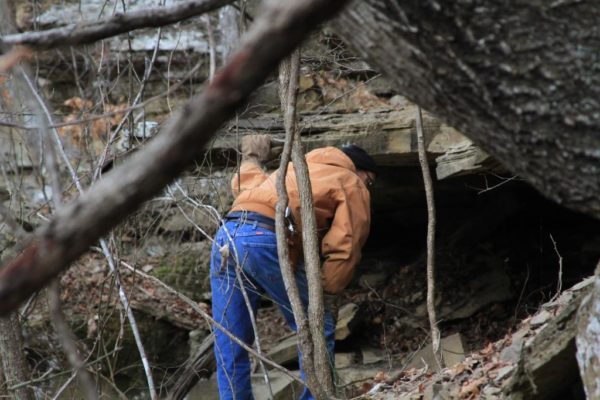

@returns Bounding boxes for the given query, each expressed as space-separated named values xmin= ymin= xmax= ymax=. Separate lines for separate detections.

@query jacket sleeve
xmin=231 ymin=161 xmax=269 ymax=198
xmin=320 ymin=185 xmax=371 ymax=294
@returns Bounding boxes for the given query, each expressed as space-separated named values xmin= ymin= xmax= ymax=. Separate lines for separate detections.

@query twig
xmin=19 ymin=65 xmax=99 ymax=400
xmin=92 ymin=26 xmax=164 ymax=182
xmin=165 ymin=333 xmax=215 ymax=400
xmin=49 ymin=371 xmax=77 ymax=400
xmin=21 ymin=62 xmax=154 ymax=399
xmin=0 ymin=0 xmax=351 ymax=316
xmin=549 ymin=234 xmax=563 ymax=301
xmin=22 ymin=62 xmax=155 ymax=400
xmin=100 ymin=241 xmax=157 ymax=399
xmin=204 ymin=15 xmax=217 ymax=81
xmin=0 ymin=0 xmax=235 ymax=49
xmin=0 ymin=203 xmax=28 ymax=239
xmin=47 ymin=282 xmax=98 ymax=400
xmin=476 ymin=174 xmax=518 ymax=195
xmin=7 ymin=366 xmax=55 ymax=391
xmin=513 ymin=263 xmax=530 ymax=324
xmin=415 ymin=105 xmax=442 ymax=369
xmin=19 ymin=71 xmax=82 ymax=193
xmin=120 ymin=261 xmax=306 ymax=388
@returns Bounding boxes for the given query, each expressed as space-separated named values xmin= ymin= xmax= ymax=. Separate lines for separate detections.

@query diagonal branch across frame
xmin=0 ymin=0 xmax=350 ymax=315
xmin=1 ymin=0 xmax=234 ymax=49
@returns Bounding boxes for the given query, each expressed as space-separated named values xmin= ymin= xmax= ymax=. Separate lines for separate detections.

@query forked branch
xmin=1 ymin=0 xmax=234 ymax=50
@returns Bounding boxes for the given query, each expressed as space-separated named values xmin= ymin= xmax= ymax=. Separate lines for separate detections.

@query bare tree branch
xmin=19 ymin=69 xmax=99 ymax=400
xmin=275 ymin=57 xmax=324 ymax=398
xmin=0 ymin=313 xmax=34 ymax=400
xmin=48 ymin=281 xmax=98 ymax=400
xmin=0 ymin=0 xmax=235 ymax=50
xmin=0 ymin=60 xmax=205 ymax=132
xmin=101 ymin=242 xmax=157 ymax=399
xmin=277 ymin=49 xmax=339 ymax=399
xmin=416 ymin=106 xmax=442 ymax=369
xmin=119 ymin=261 xmax=306 ymax=389
xmin=0 ymin=0 xmax=350 ymax=315
xmin=283 ymin=50 xmax=334 ymax=394
xmin=18 ymin=47 xmax=154 ymax=398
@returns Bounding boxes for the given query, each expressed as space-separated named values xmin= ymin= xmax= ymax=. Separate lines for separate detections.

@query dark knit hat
xmin=340 ymin=144 xmax=378 ymax=174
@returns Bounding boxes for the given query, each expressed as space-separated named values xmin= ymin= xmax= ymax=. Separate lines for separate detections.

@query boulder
xmin=506 ymin=278 xmax=593 ymax=399
xmin=406 ymin=333 xmax=468 ymax=371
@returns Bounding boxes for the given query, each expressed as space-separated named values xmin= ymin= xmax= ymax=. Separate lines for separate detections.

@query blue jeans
xmin=210 ymin=212 xmax=336 ymax=400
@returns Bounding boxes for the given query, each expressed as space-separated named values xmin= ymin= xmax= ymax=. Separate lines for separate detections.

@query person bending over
xmin=210 ymin=134 xmax=377 ymax=399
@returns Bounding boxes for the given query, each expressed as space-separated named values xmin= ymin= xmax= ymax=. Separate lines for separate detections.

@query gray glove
xmin=241 ymin=134 xmax=272 ymax=164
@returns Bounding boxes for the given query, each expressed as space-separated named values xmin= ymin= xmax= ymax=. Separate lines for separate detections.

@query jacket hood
xmin=305 ymin=147 xmax=357 ymax=172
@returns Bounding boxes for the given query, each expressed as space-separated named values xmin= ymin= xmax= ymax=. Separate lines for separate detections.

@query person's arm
xmin=230 ymin=134 xmax=272 ymax=197
xmin=320 ymin=184 xmax=371 ymax=294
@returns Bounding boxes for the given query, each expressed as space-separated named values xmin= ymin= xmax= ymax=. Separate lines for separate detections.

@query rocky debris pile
xmin=344 ymin=246 xmax=515 ymax=358
xmin=366 ymin=277 xmax=592 ymax=400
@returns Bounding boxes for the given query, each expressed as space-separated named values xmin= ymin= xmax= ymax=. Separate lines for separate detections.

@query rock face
xmin=576 ymin=273 xmax=600 ymax=400
xmin=508 ymin=278 xmax=593 ymax=399
xmin=406 ymin=333 xmax=467 ymax=371
xmin=213 ymin=107 xmax=490 ymax=174
xmin=333 ymin=1 xmax=600 ymax=218
xmin=5 ymin=3 xmax=600 ymax=400
xmin=188 ymin=370 xmax=302 ymax=400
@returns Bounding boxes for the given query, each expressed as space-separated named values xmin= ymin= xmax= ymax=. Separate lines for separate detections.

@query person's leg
xmin=211 ymin=224 xmax=261 ymax=400
xmin=248 ymin=255 xmax=336 ymax=400
xmin=288 ymin=268 xmax=335 ymax=400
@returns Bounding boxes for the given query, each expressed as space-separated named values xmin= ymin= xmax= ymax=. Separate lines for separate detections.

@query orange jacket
xmin=230 ymin=147 xmax=371 ymax=294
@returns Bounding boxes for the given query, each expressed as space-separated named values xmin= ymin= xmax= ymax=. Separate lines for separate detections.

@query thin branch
xmin=284 ymin=50 xmax=334 ymax=394
xmin=0 ymin=0 xmax=235 ymax=50
xmin=277 ymin=51 xmax=326 ymax=399
xmin=50 ymin=372 xmax=77 ymax=400
xmin=0 ymin=0 xmax=350 ymax=315
xmin=47 ymin=282 xmax=98 ymax=400
xmin=119 ymin=262 xmax=306 ymax=389
xmin=20 ymin=59 xmax=156 ymax=398
xmin=204 ymin=15 xmax=217 ymax=81
xmin=415 ymin=105 xmax=442 ymax=369
xmin=92 ymin=26 xmax=164 ymax=181
xmin=550 ymin=234 xmax=564 ymax=301
xmin=19 ymin=61 xmax=99 ymax=400
xmin=101 ymin=241 xmax=157 ymax=399
xmin=22 ymin=55 xmax=157 ymax=400
xmin=0 ymin=59 xmax=203 ymax=132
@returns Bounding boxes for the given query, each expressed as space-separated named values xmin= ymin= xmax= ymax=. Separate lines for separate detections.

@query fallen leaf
xmin=459 ymin=377 xmax=486 ymax=398
xmin=374 ymin=371 xmax=387 ymax=382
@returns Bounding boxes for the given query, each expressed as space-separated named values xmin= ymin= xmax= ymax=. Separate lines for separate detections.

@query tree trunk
xmin=332 ymin=1 xmax=600 ymax=219
xmin=0 ymin=2 xmax=35 ymax=398
xmin=0 ymin=353 xmax=6 ymax=397
xmin=218 ymin=4 xmax=241 ymax=63
xmin=0 ymin=314 xmax=34 ymax=400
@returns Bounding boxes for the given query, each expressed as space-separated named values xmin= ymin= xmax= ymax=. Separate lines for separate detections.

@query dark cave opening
xmin=345 ymin=167 xmax=599 ymax=379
